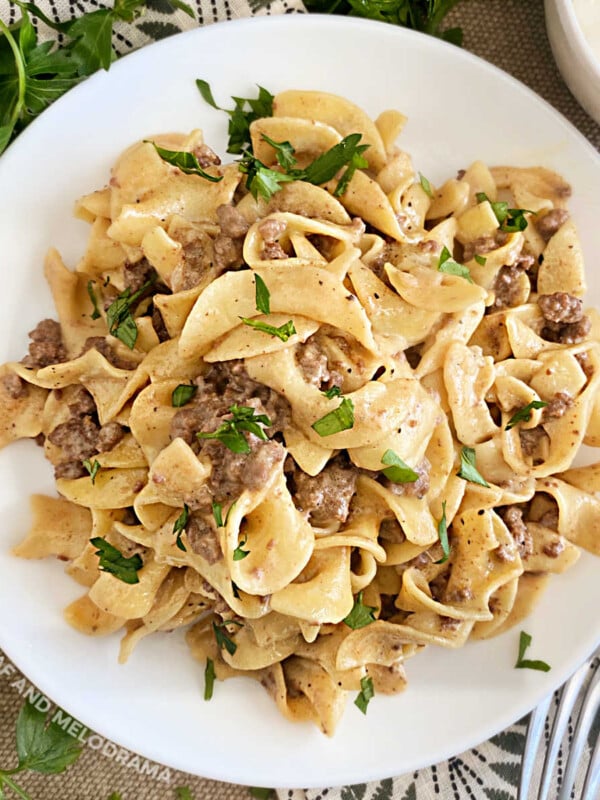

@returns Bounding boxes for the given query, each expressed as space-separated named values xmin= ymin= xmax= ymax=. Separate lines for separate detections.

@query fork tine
xmin=581 ymin=720 xmax=600 ymax=800
xmin=557 ymin=659 xmax=600 ymax=800
xmin=537 ymin=660 xmax=589 ymax=800
xmin=518 ymin=693 xmax=553 ymax=800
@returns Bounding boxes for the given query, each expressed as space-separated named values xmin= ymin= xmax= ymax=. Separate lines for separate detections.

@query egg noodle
xmin=2 ymin=89 xmax=600 ymax=735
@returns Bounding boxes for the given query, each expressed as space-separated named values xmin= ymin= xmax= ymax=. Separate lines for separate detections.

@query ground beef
xmin=519 ymin=426 xmax=548 ymax=457
xmin=185 ymin=513 xmax=222 ymax=564
xmin=537 ymin=507 xmax=559 ymax=529
xmin=123 ymin=258 xmax=154 ymax=293
xmin=288 ymin=455 xmax=358 ymax=525
xmin=544 ymin=391 xmax=573 ymax=419
xmin=48 ymin=416 xmax=99 ymax=462
xmin=462 ymin=231 xmax=508 ymax=262
xmin=296 ymin=339 xmax=343 ymax=391
xmin=97 ymin=421 xmax=125 ymax=453
xmin=575 ymin=351 xmax=595 ymax=379
xmin=151 ymin=306 xmax=170 ymax=343
xmin=495 ymin=544 xmax=516 ymax=563
xmin=446 ymin=586 xmax=473 ymax=603
xmin=542 ymin=317 xmax=591 ymax=345
xmin=261 ymin=241 xmax=288 ymax=260
xmin=216 ymin=205 xmax=249 ymax=239
xmin=213 ymin=234 xmax=243 ymax=271
xmin=417 ymin=239 xmax=441 ymax=255
xmin=22 ymin=319 xmax=66 ymax=369
xmin=193 ymin=144 xmax=221 ymax=169
xmin=259 ymin=218 xmax=286 ymax=243
xmin=378 ymin=518 xmax=405 ymax=543
xmin=81 ymin=337 xmax=136 ymax=370
xmin=538 ymin=292 xmax=584 ymax=324
xmin=542 ymin=538 xmax=565 ymax=558
xmin=170 ymin=361 xmax=290 ymax=505
xmin=2 ymin=373 xmax=26 ymax=399
xmin=54 ymin=461 xmax=88 ymax=479
xmin=68 ymin=387 xmax=96 ymax=417
xmin=382 ymin=458 xmax=431 ymax=499
xmin=534 ymin=208 xmax=570 ymax=242
xmin=492 ymin=266 xmax=527 ymax=309
xmin=498 ymin=506 xmax=533 ymax=558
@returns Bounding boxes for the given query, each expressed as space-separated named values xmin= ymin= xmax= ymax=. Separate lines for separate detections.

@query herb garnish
xmin=0 ymin=1 xmax=194 ymax=156
xmin=105 ymin=275 xmax=156 ymax=350
xmin=505 ymin=400 xmax=548 ymax=431
xmin=233 ymin=535 xmax=250 ymax=561
xmin=475 ymin=192 xmax=531 ymax=233
xmin=240 ymin=317 xmax=297 ymax=341
xmin=172 ymin=504 xmax=190 ymax=552
xmin=239 ymin=151 xmax=296 ymax=201
xmin=457 ymin=447 xmax=490 ymax=487
xmin=354 ymin=675 xmax=375 ymax=714
xmin=0 ymin=699 xmax=84 ymax=798
xmin=261 ymin=133 xmax=297 ymax=170
xmin=438 ymin=245 xmax=473 ymax=283
xmin=381 ymin=449 xmax=419 ymax=483
xmin=343 ymin=591 xmax=376 ymax=629
xmin=197 ymin=405 xmax=271 ymax=454
xmin=196 ymin=80 xmax=274 ymax=154
xmin=204 ymin=658 xmax=216 ymax=701
xmin=474 ymin=254 xmax=487 ymax=266
xmin=172 ymin=383 xmax=198 ymax=407
xmin=323 ymin=386 xmax=342 ymax=399
xmin=212 ymin=620 xmax=242 ymax=656
xmin=212 ymin=501 xmax=236 ymax=529
xmin=87 ymin=280 xmax=101 ymax=320
xmin=515 ymin=631 xmax=551 ymax=672
xmin=90 ymin=536 xmax=143 ymax=584
xmin=82 ymin=458 xmax=100 ymax=484
xmin=436 ymin=500 xmax=450 ymax=564
xmin=311 ymin=397 xmax=355 ymax=436
xmin=146 ymin=141 xmax=223 ymax=182
xmin=254 ymin=273 xmax=271 ymax=315
xmin=419 ymin=172 xmax=434 ymax=198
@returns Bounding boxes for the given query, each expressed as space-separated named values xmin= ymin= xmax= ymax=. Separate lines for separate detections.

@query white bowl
xmin=545 ymin=0 xmax=600 ymax=125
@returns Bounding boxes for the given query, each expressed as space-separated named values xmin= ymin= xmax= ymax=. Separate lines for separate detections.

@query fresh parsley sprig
xmin=172 ymin=504 xmax=190 ymax=551
xmin=344 ymin=591 xmax=376 ymax=629
xmin=515 ymin=631 xmax=551 ymax=672
xmin=146 ymin=141 xmax=223 ymax=182
xmin=456 ymin=446 xmax=489 ymax=487
xmin=505 ymin=400 xmax=548 ymax=431
xmin=82 ymin=457 xmax=101 ymax=484
xmin=354 ymin=675 xmax=375 ymax=714
xmin=312 ymin=397 xmax=355 ymax=436
xmin=475 ymin=192 xmax=532 ymax=233
xmin=438 ymin=245 xmax=472 ymax=283
xmin=197 ymin=405 xmax=272 ymax=454
xmin=105 ymin=275 xmax=156 ymax=349
xmin=196 ymin=80 xmax=274 ymax=154
xmin=381 ymin=449 xmax=419 ymax=483
xmin=241 ymin=317 xmax=297 ymax=341
xmin=436 ymin=500 xmax=450 ymax=563
xmin=0 ymin=700 xmax=85 ymax=800
xmin=0 ymin=1 xmax=194 ymax=155
xmin=172 ymin=383 xmax=198 ymax=408
xmin=90 ymin=536 xmax=143 ymax=584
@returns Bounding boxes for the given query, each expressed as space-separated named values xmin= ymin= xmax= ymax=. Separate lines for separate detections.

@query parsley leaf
xmin=354 ymin=675 xmax=374 ymax=714
xmin=436 ymin=500 xmax=450 ymax=563
xmin=232 ymin=535 xmax=250 ymax=561
xmin=82 ymin=458 xmax=100 ymax=484
xmin=311 ymin=397 xmax=355 ymax=436
xmin=381 ymin=449 xmax=419 ymax=483
xmin=302 ymin=133 xmax=369 ymax=194
xmin=196 ymin=80 xmax=274 ymax=154
xmin=240 ymin=317 xmax=297 ymax=341
xmin=457 ymin=447 xmax=490 ymax=487
xmin=419 ymin=172 xmax=434 ymax=197
xmin=87 ymin=280 xmax=101 ymax=320
xmin=515 ymin=631 xmax=551 ymax=672
xmin=474 ymin=254 xmax=487 ymax=266
xmin=197 ymin=405 xmax=271 ymax=454
xmin=204 ymin=658 xmax=216 ymax=701
xmin=172 ymin=504 xmax=189 ymax=552
xmin=505 ymin=400 xmax=548 ymax=430
xmin=212 ymin=501 xmax=236 ymax=529
xmin=261 ymin=134 xmax=297 ymax=171
xmin=238 ymin=151 xmax=295 ymax=201
xmin=343 ymin=591 xmax=376 ymax=629
xmin=105 ymin=276 xmax=156 ymax=349
xmin=438 ymin=245 xmax=472 ymax=283
xmin=322 ymin=386 xmax=342 ymax=399
xmin=212 ymin=620 xmax=241 ymax=656
xmin=171 ymin=383 xmax=198 ymax=407
xmin=146 ymin=141 xmax=223 ymax=182
xmin=90 ymin=536 xmax=143 ymax=584
xmin=475 ymin=192 xmax=531 ymax=233
xmin=254 ymin=273 xmax=271 ymax=315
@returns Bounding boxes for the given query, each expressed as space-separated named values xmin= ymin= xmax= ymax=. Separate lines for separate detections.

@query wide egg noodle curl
xmin=3 ymin=88 xmax=600 ymax=737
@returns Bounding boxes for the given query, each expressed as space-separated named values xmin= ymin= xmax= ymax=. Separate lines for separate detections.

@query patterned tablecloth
xmin=0 ymin=1 xmax=599 ymax=799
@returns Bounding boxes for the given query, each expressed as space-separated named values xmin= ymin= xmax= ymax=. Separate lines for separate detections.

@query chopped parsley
xmin=212 ymin=501 xmax=237 ymax=529
xmin=381 ymin=449 xmax=419 ymax=483
xmin=354 ymin=675 xmax=374 ymax=714
xmin=474 ymin=254 xmax=487 ymax=266
xmin=475 ymin=192 xmax=531 ymax=233
xmin=232 ymin=535 xmax=250 ymax=561
xmin=204 ymin=658 xmax=216 ymax=701
xmin=171 ymin=383 xmax=198 ymax=407
xmin=515 ymin=631 xmax=551 ymax=672
xmin=239 ymin=151 xmax=296 ymax=201
xmin=240 ymin=317 xmax=297 ymax=341
xmin=146 ymin=141 xmax=223 ymax=182
xmin=90 ymin=537 xmax=143 ymax=585
xmin=419 ymin=172 xmax=434 ymax=198
xmin=212 ymin=620 xmax=242 ymax=656
xmin=196 ymin=80 xmax=274 ymax=154
xmin=436 ymin=501 xmax=450 ymax=564
xmin=197 ymin=405 xmax=271 ymax=454
xmin=457 ymin=447 xmax=490 ymax=488
xmin=87 ymin=280 xmax=101 ymax=320
xmin=505 ymin=400 xmax=548 ymax=431
xmin=254 ymin=273 xmax=271 ymax=315
xmin=172 ymin=504 xmax=190 ymax=552
xmin=343 ymin=591 xmax=376 ymax=629
xmin=311 ymin=397 xmax=355 ymax=436
xmin=261 ymin=133 xmax=297 ymax=170
xmin=82 ymin=458 xmax=100 ymax=485
xmin=437 ymin=245 xmax=473 ymax=283
xmin=105 ymin=275 xmax=156 ymax=350
xmin=322 ymin=386 xmax=342 ymax=399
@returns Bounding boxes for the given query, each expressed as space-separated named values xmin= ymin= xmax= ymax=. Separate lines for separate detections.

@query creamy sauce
xmin=573 ymin=0 xmax=600 ymax=61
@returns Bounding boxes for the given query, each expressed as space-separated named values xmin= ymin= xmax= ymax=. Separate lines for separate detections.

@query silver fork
xmin=517 ymin=650 xmax=600 ymax=800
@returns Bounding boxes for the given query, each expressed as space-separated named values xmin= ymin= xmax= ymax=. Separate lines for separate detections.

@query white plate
xmin=0 ymin=15 xmax=599 ymax=790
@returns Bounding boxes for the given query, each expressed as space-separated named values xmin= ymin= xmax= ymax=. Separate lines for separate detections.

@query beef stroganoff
xmin=2 ymin=89 xmax=599 ymax=735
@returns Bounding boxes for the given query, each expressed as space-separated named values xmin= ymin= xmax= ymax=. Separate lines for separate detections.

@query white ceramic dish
xmin=545 ymin=0 xmax=600 ymax=125
xmin=0 ymin=15 xmax=599 ymax=790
